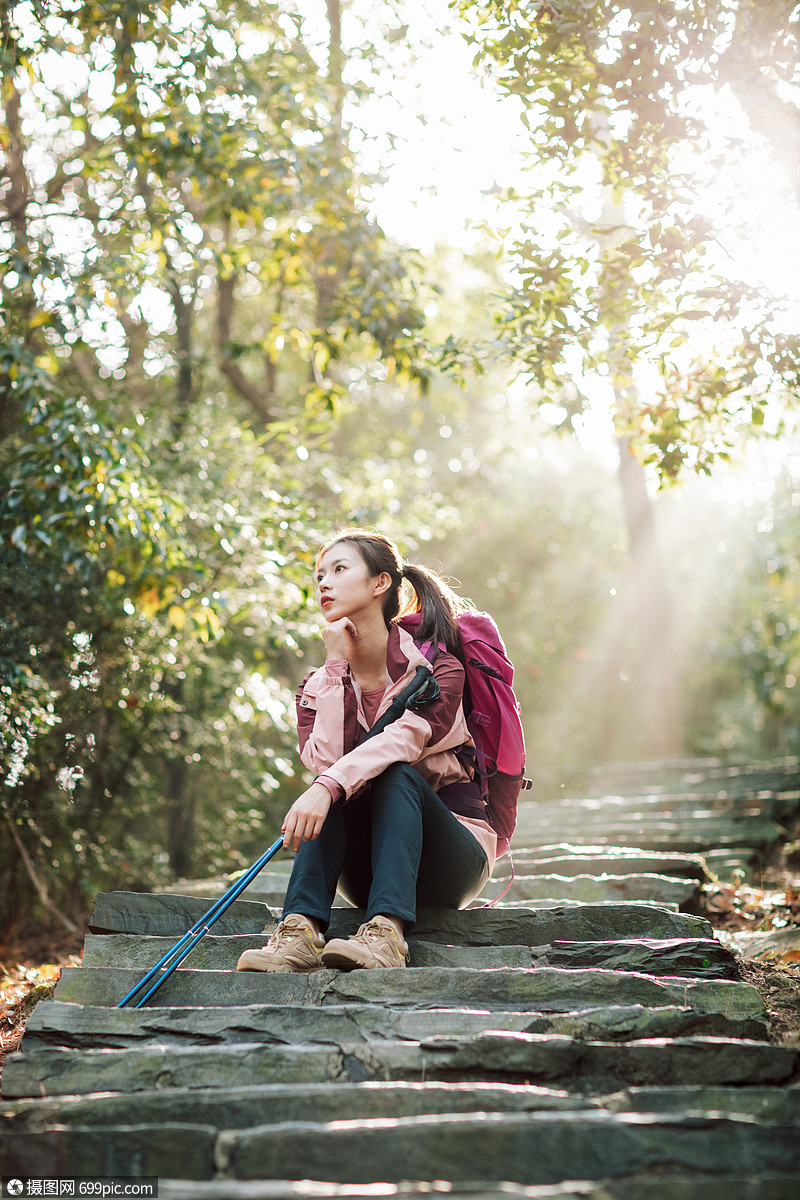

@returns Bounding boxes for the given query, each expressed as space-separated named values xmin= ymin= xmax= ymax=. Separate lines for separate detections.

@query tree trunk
xmin=166 ymin=753 xmax=195 ymax=878
xmin=614 ymin=434 xmax=684 ymax=758
xmin=162 ymin=678 xmax=195 ymax=877
xmin=593 ymin=180 xmax=685 ymax=761
xmin=166 ymin=276 xmax=195 ymax=440
xmin=0 ymin=16 xmax=32 ymax=439
xmin=313 ymin=0 xmax=349 ymax=334
xmin=326 ymin=0 xmax=346 ymax=137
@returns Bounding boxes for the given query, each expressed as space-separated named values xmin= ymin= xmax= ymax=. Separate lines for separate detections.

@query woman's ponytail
xmin=399 ymin=562 xmax=472 ymax=656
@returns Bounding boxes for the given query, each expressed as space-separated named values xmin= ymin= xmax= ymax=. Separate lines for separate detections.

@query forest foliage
xmin=2 ymin=0 xmax=800 ymax=931
xmin=459 ymin=0 xmax=800 ymax=478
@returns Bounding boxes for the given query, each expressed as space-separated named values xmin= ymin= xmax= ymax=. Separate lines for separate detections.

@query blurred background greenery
xmin=3 ymin=0 xmax=800 ymax=934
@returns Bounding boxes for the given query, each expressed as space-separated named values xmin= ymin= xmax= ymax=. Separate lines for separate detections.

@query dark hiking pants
xmin=282 ymin=762 xmax=490 ymax=931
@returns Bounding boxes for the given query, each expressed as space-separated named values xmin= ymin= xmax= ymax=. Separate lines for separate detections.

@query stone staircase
xmin=3 ymin=759 xmax=800 ymax=1197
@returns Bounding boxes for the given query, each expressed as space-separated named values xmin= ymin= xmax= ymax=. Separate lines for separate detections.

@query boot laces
xmin=269 ymin=916 xmax=311 ymax=949
xmin=361 ymin=918 xmax=396 ymax=942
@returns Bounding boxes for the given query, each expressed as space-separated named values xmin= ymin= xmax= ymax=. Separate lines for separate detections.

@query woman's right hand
xmin=321 ymin=617 xmax=357 ymax=662
xmin=281 ymin=781 xmax=333 ymax=852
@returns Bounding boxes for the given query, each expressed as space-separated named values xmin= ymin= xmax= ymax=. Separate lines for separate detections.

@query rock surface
xmin=2 ymin=757 xmax=799 ymax=1194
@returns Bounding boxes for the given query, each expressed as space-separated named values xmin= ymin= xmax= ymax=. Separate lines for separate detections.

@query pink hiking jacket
xmin=295 ymin=622 xmax=475 ymax=803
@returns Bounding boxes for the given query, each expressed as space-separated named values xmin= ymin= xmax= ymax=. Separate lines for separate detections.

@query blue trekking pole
xmin=118 ymin=834 xmax=284 ymax=1008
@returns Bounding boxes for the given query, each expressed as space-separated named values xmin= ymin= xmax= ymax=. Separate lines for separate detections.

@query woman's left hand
xmin=282 ymin=781 xmax=332 ymax=852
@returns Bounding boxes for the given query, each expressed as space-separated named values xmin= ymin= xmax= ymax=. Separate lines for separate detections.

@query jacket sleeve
xmin=297 ymin=652 xmax=467 ymax=802
xmin=295 ymin=660 xmax=361 ymax=778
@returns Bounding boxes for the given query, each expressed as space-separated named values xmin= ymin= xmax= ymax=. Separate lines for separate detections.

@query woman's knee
xmin=375 ymin=761 xmax=422 ymax=788
xmin=370 ymin=762 xmax=427 ymax=811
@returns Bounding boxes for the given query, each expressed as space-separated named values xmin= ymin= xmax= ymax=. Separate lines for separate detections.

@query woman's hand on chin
xmin=282 ymin=781 xmax=333 ymax=852
xmin=322 ymin=616 xmax=357 ymax=661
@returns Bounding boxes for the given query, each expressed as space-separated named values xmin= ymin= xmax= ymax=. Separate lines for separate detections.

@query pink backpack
xmin=400 ymin=611 xmax=529 ymax=856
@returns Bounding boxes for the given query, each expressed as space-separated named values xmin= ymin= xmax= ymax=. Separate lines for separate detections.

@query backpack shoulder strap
xmin=417 ymin=637 xmax=444 ymax=665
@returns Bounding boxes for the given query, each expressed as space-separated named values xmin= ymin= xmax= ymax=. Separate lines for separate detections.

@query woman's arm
xmin=296 ymin=661 xmax=361 ymax=775
xmin=315 ymin=653 xmax=467 ymax=801
xmin=282 ymin=616 xmax=362 ymax=848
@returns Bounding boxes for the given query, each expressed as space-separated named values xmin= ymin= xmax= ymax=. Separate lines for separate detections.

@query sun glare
xmin=358 ymin=1 xmax=800 ymax=312
xmin=351 ymin=0 xmax=527 ymax=252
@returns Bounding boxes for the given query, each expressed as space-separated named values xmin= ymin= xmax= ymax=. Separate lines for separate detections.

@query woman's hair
xmin=316 ymin=527 xmax=473 ymax=654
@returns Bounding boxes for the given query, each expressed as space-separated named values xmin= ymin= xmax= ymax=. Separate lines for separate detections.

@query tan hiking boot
xmin=236 ymin=914 xmax=325 ymax=973
xmin=321 ymin=915 xmax=408 ymax=970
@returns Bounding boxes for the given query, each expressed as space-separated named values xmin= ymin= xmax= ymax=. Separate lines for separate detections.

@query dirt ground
xmin=698 ymin=846 xmax=800 ymax=1046
xmin=2 ymin=860 xmax=800 ymax=1086
xmin=0 ymin=920 xmax=85 ymax=1077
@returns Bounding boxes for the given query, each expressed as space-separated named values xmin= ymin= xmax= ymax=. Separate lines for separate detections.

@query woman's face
xmin=315 ymin=542 xmax=386 ymax=623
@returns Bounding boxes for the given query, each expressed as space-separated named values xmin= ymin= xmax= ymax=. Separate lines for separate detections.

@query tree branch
xmin=215 ymin=272 xmax=278 ymax=424
xmin=3 ymin=811 xmax=81 ymax=935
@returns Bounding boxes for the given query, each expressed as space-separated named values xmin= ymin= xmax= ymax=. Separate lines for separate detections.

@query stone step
xmin=80 ymin=933 xmax=531 ymax=971
xmin=484 ymin=899 xmax=681 ymax=912
xmin=51 ymin=964 xmax=765 ymax=1019
xmin=18 ymin=996 xmax=766 ymax=1053
xmin=7 ymin=1075 xmax=796 ymax=1135
xmin=479 ymin=873 xmax=699 ymax=907
xmin=161 ymin=865 xmax=295 ymax=898
xmin=3 ymin=1032 xmax=797 ymax=1099
xmin=88 ymin=891 xmax=272 ymax=936
xmin=159 ymin=874 xmax=700 ymax=910
xmin=514 ymin=826 xmax=776 ymax=852
xmin=588 ymin=755 xmax=799 ymax=788
xmin=518 ymin=831 xmax=777 ymax=854
xmin=589 ymin=753 xmax=793 ymax=775
xmin=80 ymin=933 xmax=736 ymax=978
xmin=523 ymin=794 xmax=781 ymax=818
xmin=606 ymin=1084 xmax=800 ymax=1122
xmin=159 ymin=870 xmax=319 ymax=908
xmin=0 ymin=1121 xmax=217 ymax=1179
xmin=514 ymin=815 xmax=784 ymax=852
xmin=91 ymin=868 xmax=711 ymax=937
xmin=0 ymin=1078 xmax=598 ymax=1132
xmin=535 ymin=938 xmax=737 ymax=978
xmin=493 ymin=846 xmax=753 ymax=886
xmin=212 ymin=1110 xmax=800 ymax=1185
xmin=517 ymin=810 xmax=782 ymax=834
xmin=520 ymin=788 xmax=780 ymax=810
xmin=8 ymin=1178 xmax=592 ymax=1200
xmin=701 ymin=849 xmax=758 ymax=879
xmin=160 ymin=1185 xmax=575 ymax=1200
xmin=154 ymin=1178 xmax=800 ymax=1200
xmin=153 ymin=878 xmax=305 ymax=903
xmin=515 ymin=797 xmax=783 ymax=822
xmin=601 ymin=1177 xmax=800 ymax=1200
xmin=479 ymin=902 xmax=681 ymax=907
xmin=88 ymin=893 xmax=715 ymax=942
xmin=492 ymin=848 xmax=709 ymax=881
xmin=200 ymin=845 xmax=710 ymax=885
xmin=513 ymin=819 xmax=773 ymax=843
xmin=7 ymin=1110 xmax=796 ymax=1185
xmin=534 ymin=781 xmax=796 ymax=805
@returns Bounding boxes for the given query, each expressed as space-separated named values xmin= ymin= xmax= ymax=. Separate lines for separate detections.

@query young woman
xmin=236 ymin=528 xmax=497 ymax=973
